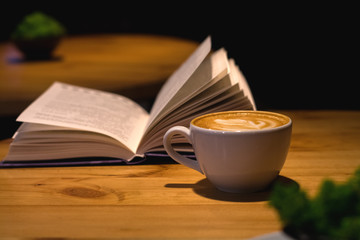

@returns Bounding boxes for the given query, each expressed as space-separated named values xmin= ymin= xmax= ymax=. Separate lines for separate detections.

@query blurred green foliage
xmin=11 ymin=11 xmax=66 ymax=40
xmin=269 ymin=167 xmax=360 ymax=239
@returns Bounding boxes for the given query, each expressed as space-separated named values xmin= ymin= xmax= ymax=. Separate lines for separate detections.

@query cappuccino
xmin=193 ymin=111 xmax=290 ymax=131
xmin=164 ymin=110 xmax=292 ymax=192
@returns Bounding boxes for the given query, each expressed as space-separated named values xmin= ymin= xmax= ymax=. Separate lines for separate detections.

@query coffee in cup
xmin=163 ymin=111 xmax=292 ymax=193
xmin=193 ymin=111 xmax=290 ymax=131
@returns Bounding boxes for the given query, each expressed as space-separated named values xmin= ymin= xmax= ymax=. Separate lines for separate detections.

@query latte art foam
xmin=214 ymin=118 xmax=277 ymax=131
xmin=193 ymin=111 xmax=290 ymax=131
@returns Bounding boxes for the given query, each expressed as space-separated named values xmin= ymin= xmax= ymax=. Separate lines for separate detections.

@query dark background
xmin=1 ymin=2 xmax=358 ymax=110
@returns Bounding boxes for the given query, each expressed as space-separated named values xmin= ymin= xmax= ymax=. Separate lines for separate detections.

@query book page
xmin=140 ymin=73 xmax=235 ymax=142
xmin=16 ymin=82 xmax=149 ymax=153
xmin=147 ymin=36 xmax=211 ymax=129
xmin=145 ymin=46 xmax=229 ymax=134
xmin=155 ymin=48 xmax=229 ymax=118
xmin=230 ymin=59 xmax=256 ymax=110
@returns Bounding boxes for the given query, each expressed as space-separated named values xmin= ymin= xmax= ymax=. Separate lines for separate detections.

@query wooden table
xmin=0 ymin=34 xmax=198 ymax=115
xmin=0 ymin=110 xmax=359 ymax=239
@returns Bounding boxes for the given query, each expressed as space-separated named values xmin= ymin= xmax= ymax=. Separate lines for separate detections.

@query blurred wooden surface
xmin=1 ymin=110 xmax=360 ymax=239
xmin=0 ymin=34 xmax=198 ymax=115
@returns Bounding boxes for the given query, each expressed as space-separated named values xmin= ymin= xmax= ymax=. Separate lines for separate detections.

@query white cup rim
xmin=190 ymin=110 xmax=292 ymax=134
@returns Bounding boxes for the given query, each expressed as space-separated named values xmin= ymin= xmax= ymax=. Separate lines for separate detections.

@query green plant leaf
xmin=11 ymin=11 xmax=66 ymax=40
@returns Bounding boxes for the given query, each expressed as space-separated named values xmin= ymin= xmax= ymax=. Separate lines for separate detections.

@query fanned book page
xmin=147 ymin=36 xmax=212 ymax=129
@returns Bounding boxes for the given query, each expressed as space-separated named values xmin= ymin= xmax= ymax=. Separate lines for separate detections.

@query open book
xmin=2 ymin=36 xmax=255 ymax=165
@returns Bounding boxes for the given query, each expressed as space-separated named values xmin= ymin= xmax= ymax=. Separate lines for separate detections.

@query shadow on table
xmin=165 ymin=175 xmax=298 ymax=202
xmin=7 ymin=55 xmax=63 ymax=64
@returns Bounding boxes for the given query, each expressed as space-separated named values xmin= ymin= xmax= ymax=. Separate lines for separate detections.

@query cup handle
xmin=163 ymin=126 xmax=203 ymax=174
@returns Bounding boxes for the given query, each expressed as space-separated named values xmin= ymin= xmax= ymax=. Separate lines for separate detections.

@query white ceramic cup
xmin=163 ymin=111 xmax=292 ymax=193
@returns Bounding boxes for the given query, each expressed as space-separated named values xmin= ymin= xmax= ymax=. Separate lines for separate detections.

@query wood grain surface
xmin=1 ymin=110 xmax=360 ymax=239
